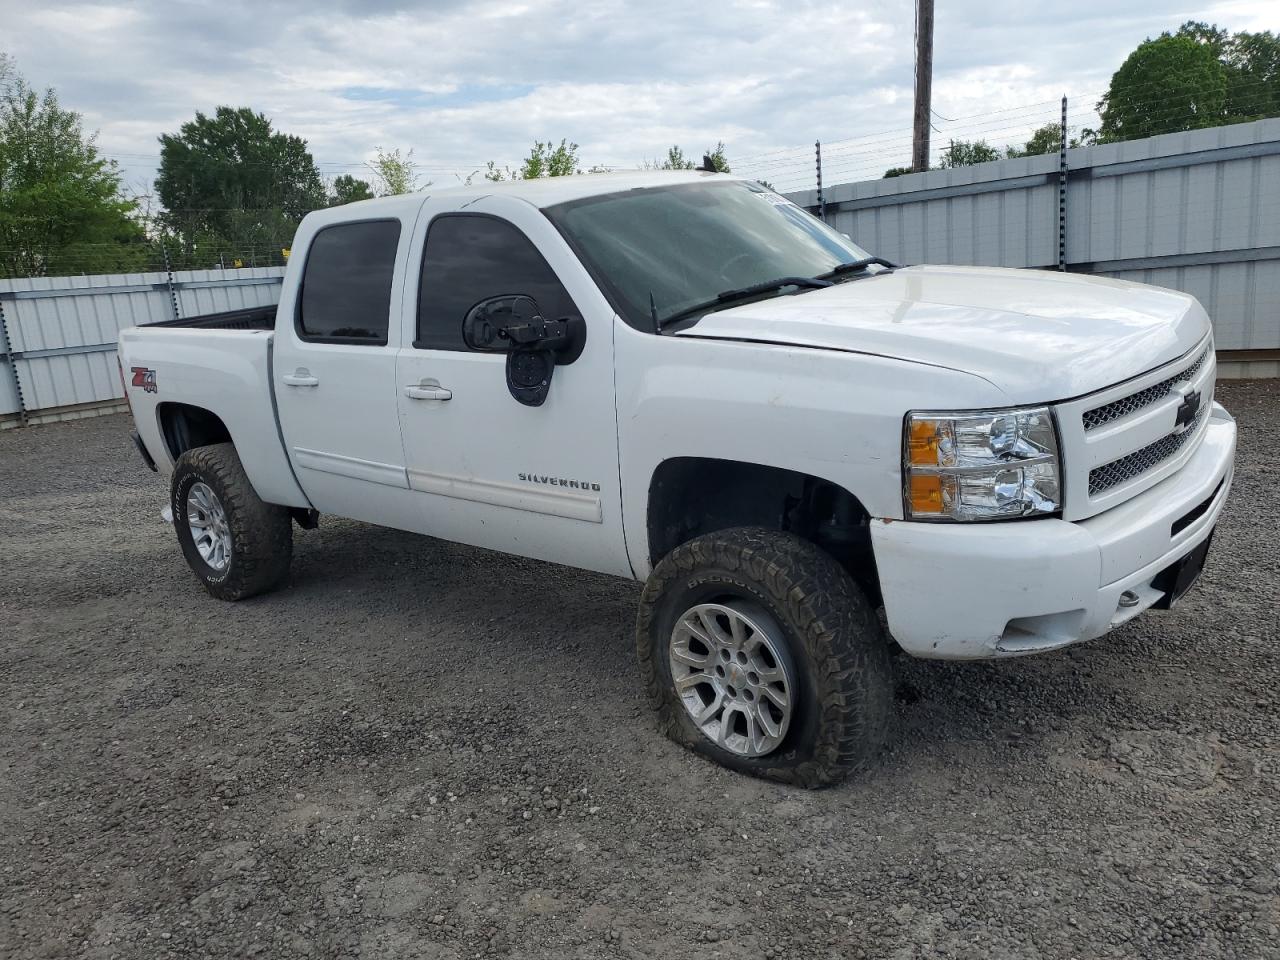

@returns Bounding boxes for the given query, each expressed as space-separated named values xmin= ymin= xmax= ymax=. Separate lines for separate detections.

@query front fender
xmin=614 ymin=323 xmax=1007 ymax=578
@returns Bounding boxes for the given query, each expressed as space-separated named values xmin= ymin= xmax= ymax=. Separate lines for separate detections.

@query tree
xmin=156 ymin=106 xmax=326 ymax=250
xmin=1097 ymin=34 xmax=1228 ymax=142
xmin=520 ymin=139 xmax=579 ymax=178
xmin=882 ymin=166 xmax=914 ymax=178
xmin=367 ymin=147 xmax=422 ymax=196
xmin=482 ymin=139 xmax=580 ymax=181
xmin=939 ymin=139 xmax=1001 ymax=167
xmin=657 ymin=145 xmax=695 ymax=170
xmin=651 ymin=142 xmax=731 ymax=172
xmin=704 ymin=141 xmax=731 ymax=173
xmin=329 ymin=173 xmax=374 ymax=206
xmin=1098 ymin=22 xmax=1280 ymax=136
xmin=0 ymin=58 xmax=142 ymax=278
xmin=1004 ymin=124 xmax=1063 ymax=158
xmin=1220 ymin=29 xmax=1280 ymax=121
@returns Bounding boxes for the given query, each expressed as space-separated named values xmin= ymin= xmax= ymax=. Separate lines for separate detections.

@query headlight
xmin=903 ymin=407 xmax=1061 ymax=521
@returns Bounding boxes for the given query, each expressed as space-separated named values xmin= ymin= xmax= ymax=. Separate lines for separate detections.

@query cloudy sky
xmin=2 ymin=0 xmax=1274 ymax=194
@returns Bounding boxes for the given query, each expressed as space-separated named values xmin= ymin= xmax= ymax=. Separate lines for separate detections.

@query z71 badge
xmin=131 ymin=366 xmax=158 ymax=394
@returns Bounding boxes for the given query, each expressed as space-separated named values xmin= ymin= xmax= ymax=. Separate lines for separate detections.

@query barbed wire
xmin=6 ymin=75 xmax=1274 ymax=277
xmin=734 ymin=75 xmax=1280 ymax=187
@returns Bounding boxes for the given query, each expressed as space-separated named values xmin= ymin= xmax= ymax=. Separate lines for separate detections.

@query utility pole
xmin=912 ymin=0 xmax=935 ymax=173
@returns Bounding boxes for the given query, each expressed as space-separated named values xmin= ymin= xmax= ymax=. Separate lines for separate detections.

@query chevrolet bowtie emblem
xmin=1173 ymin=388 xmax=1201 ymax=434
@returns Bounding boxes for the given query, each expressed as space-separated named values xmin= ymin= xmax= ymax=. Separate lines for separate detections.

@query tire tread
xmin=637 ymin=527 xmax=892 ymax=788
xmin=172 ymin=443 xmax=292 ymax=601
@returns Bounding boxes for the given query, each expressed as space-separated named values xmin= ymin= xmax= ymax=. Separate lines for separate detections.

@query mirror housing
xmin=463 ymin=295 xmax=542 ymax=350
xmin=463 ymin=295 xmax=585 ymax=363
xmin=462 ymin=295 xmax=586 ymax=407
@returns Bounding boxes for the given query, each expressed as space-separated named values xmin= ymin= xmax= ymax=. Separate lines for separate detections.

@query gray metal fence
xmin=3 ymin=121 xmax=1277 ymax=429
xmin=787 ymin=117 xmax=1280 ymax=378
xmin=0 ymin=267 xmax=284 ymax=427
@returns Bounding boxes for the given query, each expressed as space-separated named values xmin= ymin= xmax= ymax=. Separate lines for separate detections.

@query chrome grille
xmin=1082 ymin=347 xmax=1209 ymax=431
xmin=1088 ymin=404 xmax=1209 ymax=495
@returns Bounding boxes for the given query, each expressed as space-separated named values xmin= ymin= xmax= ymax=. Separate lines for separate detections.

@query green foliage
xmin=520 ymin=139 xmax=580 ymax=178
xmin=483 ymin=140 xmax=581 ymax=181
xmin=658 ymin=145 xmax=695 ymax=170
xmin=156 ymin=106 xmax=326 ymax=249
xmin=328 ymin=174 xmax=374 ymax=206
xmin=368 ymin=147 xmax=423 ymax=196
xmin=1097 ymin=34 xmax=1227 ymax=142
xmin=939 ymin=139 xmax=1001 ymax=168
xmin=1093 ymin=22 xmax=1280 ymax=144
xmin=1004 ymin=124 xmax=1063 ymax=158
xmin=704 ymin=141 xmax=731 ymax=173
xmin=651 ymin=141 xmax=731 ymax=172
xmin=882 ymin=166 xmax=914 ymax=178
xmin=1175 ymin=20 xmax=1229 ymax=54
xmin=1218 ymin=28 xmax=1280 ymax=121
xmin=0 ymin=60 xmax=142 ymax=278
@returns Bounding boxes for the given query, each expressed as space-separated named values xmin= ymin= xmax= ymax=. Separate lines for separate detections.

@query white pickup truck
xmin=118 ymin=171 xmax=1235 ymax=786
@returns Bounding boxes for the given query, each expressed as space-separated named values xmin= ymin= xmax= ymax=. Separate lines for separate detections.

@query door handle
xmin=283 ymin=370 xmax=319 ymax=387
xmin=404 ymin=383 xmax=452 ymax=401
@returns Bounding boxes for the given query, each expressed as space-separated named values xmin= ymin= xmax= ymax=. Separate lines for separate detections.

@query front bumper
xmin=872 ymin=402 xmax=1236 ymax=660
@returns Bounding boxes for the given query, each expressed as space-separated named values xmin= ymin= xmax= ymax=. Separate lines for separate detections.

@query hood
xmin=676 ymin=264 xmax=1210 ymax=402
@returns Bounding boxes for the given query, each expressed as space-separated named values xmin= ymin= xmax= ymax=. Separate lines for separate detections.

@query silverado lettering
xmin=519 ymin=473 xmax=601 ymax=491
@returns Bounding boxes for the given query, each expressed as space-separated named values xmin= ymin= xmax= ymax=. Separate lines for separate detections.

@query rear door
xmin=274 ymin=213 xmax=418 ymax=525
xmin=394 ymin=195 xmax=631 ymax=577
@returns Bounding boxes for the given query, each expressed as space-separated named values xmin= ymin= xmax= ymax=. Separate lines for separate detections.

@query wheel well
xmin=158 ymin=403 xmax=232 ymax=461
xmin=646 ymin=458 xmax=881 ymax=604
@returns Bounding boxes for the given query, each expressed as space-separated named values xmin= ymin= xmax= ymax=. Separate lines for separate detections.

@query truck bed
xmin=117 ymin=319 xmax=310 ymax=509
xmin=146 ymin=305 xmax=277 ymax=331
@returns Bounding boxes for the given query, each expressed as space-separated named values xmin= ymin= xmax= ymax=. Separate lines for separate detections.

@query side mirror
xmin=463 ymin=295 xmax=544 ymax=351
xmin=462 ymin=295 xmax=585 ymax=407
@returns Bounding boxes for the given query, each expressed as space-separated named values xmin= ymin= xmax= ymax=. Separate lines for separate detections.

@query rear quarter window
xmin=298 ymin=219 xmax=400 ymax=343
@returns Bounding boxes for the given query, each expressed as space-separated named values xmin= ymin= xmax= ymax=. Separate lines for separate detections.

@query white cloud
xmin=0 ymin=0 xmax=1273 ymax=193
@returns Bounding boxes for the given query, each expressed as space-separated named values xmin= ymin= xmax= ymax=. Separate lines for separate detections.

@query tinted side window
xmin=298 ymin=220 xmax=400 ymax=343
xmin=417 ymin=215 xmax=579 ymax=351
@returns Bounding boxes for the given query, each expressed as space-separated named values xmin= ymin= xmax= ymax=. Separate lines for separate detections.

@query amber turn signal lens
xmin=907 ymin=418 xmax=945 ymax=467
xmin=908 ymin=473 xmax=945 ymax=515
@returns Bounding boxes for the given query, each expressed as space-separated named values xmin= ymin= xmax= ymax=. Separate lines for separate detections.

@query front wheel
xmin=171 ymin=443 xmax=293 ymax=601
xmin=637 ymin=527 xmax=892 ymax=787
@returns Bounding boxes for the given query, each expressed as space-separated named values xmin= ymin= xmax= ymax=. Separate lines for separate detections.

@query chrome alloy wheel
xmin=668 ymin=602 xmax=795 ymax=757
xmin=187 ymin=481 xmax=232 ymax=572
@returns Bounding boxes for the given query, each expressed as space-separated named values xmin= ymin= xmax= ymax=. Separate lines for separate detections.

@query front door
xmin=274 ymin=214 xmax=416 ymax=526
xmin=395 ymin=196 xmax=631 ymax=577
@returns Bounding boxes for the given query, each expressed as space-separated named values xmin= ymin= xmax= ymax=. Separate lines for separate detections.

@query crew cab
xmin=118 ymin=171 xmax=1236 ymax=786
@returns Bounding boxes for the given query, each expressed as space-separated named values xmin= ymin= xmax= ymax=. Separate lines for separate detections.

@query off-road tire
xmin=171 ymin=443 xmax=293 ymax=601
xmin=637 ymin=527 xmax=893 ymax=787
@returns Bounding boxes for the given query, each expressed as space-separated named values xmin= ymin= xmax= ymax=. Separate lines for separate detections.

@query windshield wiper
xmin=716 ymin=275 xmax=833 ymax=301
xmin=817 ymin=255 xmax=900 ymax=280
xmin=655 ymin=276 xmax=833 ymax=332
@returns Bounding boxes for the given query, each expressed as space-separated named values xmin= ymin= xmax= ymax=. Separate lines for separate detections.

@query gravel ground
xmin=1 ymin=379 xmax=1277 ymax=960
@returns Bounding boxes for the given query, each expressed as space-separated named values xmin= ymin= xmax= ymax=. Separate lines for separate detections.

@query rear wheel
xmin=171 ymin=443 xmax=292 ymax=600
xmin=637 ymin=527 xmax=892 ymax=787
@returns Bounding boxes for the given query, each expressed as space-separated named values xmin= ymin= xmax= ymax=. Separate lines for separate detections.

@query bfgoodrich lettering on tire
xmin=637 ymin=527 xmax=892 ymax=787
xmin=171 ymin=442 xmax=293 ymax=601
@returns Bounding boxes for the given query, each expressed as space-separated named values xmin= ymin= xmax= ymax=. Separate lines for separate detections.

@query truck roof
xmin=320 ymin=170 xmax=743 ymax=220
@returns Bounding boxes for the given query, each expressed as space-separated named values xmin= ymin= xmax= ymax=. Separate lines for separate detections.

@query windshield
xmin=544 ymin=179 xmax=872 ymax=330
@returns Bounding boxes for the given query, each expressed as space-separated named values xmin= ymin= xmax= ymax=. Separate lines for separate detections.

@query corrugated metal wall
xmin=788 ymin=117 xmax=1280 ymax=361
xmin=0 ymin=267 xmax=283 ymax=427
